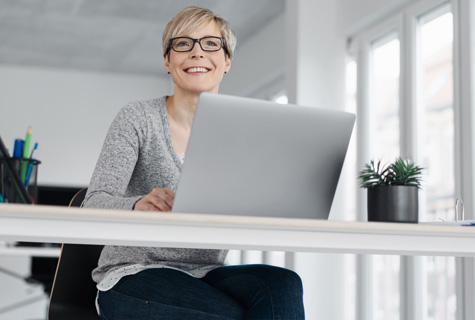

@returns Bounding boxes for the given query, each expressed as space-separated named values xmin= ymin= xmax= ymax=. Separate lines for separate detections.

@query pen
xmin=20 ymin=127 xmax=32 ymax=183
xmin=13 ymin=139 xmax=24 ymax=158
xmin=0 ymin=134 xmax=31 ymax=204
xmin=29 ymin=142 xmax=38 ymax=159
xmin=24 ymin=143 xmax=38 ymax=188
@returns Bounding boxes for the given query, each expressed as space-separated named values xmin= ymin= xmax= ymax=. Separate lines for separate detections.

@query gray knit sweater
xmin=83 ymin=96 xmax=227 ymax=284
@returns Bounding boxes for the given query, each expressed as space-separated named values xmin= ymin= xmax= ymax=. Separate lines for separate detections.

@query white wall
xmin=337 ymin=0 xmax=416 ymax=35
xmin=0 ymin=65 xmax=170 ymax=187
xmin=286 ymin=1 xmax=348 ymax=319
xmin=220 ymin=14 xmax=285 ymax=98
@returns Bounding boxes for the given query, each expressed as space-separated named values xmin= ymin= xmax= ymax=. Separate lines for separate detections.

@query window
xmin=418 ymin=9 xmax=455 ymax=223
xmin=345 ymin=59 xmax=357 ymax=222
xmin=344 ymin=59 xmax=357 ymax=320
xmin=370 ymin=36 xmax=401 ymax=161
xmin=417 ymin=7 xmax=456 ymax=320
xmin=351 ymin=0 xmax=470 ymax=319
xmin=370 ymin=35 xmax=401 ymax=320
xmin=349 ymin=0 xmax=475 ymax=318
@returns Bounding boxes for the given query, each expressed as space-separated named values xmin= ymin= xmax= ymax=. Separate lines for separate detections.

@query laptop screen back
xmin=172 ymin=93 xmax=355 ymax=219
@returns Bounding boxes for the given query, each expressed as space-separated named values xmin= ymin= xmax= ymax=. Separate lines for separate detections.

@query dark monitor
xmin=37 ymin=185 xmax=84 ymax=206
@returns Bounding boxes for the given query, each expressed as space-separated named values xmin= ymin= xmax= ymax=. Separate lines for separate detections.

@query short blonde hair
xmin=162 ymin=6 xmax=237 ymax=60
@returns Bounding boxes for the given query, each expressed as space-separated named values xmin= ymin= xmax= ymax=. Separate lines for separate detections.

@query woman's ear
xmin=164 ymin=55 xmax=171 ymax=74
xmin=224 ymin=56 xmax=231 ymax=74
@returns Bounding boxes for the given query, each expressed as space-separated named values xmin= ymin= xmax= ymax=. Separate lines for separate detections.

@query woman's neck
xmin=166 ymin=89 xmax=200 ymax=129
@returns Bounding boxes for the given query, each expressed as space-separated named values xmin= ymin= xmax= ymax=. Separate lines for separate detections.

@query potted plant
xmin=358 ymin=157 xmax=423 ymax=223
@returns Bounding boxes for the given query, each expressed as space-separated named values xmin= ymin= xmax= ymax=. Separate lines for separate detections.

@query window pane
xmin=418 ymin=11 xmax=455 ymax=222
xmin=344 ymin=59 xmax=357 ymax=320
xmin=417 ymin=9 xmax=456 ymax=320
xmin=370 ymin=37 xmax=401 ymax=161
xmin=373 ymin=255 xmax=400 ymax=320
xmin=370 ymin=36 xmax=401 ymax=320
xmin=424 ymin=256 xmax=456 ymax=320
xmin=345 ymin=60 xmax=357 ymax=221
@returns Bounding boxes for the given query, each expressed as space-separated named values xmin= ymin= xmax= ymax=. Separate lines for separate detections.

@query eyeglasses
xmin=168 ymin=36 xmax=226 ymax=54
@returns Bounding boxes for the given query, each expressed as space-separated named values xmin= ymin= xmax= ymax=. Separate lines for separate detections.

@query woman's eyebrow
xmin=180 ymin=34 xmax=221 ymax=38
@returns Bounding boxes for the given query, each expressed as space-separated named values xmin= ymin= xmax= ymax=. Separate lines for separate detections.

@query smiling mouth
xmin=184 ymin=67 xmax=210 ymax=73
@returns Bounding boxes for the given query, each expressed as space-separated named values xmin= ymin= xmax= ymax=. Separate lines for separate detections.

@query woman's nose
xmin=189 ymin=42 xmax=205 ymax=58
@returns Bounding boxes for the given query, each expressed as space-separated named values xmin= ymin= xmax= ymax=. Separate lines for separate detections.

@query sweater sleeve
xmin=82 ymin=103 xmax=146 ymax=210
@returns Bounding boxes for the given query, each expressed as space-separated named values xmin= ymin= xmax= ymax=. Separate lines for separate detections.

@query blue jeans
xmin=98 ymin=264 xmax=305 ymax=319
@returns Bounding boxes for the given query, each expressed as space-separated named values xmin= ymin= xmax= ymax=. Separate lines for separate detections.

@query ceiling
xmin=0 ymin=0 xmax=285 ymax=76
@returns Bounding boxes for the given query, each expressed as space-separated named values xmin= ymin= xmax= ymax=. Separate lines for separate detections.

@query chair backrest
xmin=69 ymin=187 xmax=88 ymax=207
xmin=47 ymin=188 xmax=104 ymax=320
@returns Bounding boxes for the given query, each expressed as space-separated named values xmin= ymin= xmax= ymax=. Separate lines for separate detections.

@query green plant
xmin=358 ymin=157 xmax=423 ymax=189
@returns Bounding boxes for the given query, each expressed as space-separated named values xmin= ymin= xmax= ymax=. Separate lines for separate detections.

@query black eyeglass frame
xmin=167 ymin=36 xmax=228 ymax=55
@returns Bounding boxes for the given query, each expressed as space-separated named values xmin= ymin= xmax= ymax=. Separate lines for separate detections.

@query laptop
xmin=172 ymin=93 xmax=355 ymax=219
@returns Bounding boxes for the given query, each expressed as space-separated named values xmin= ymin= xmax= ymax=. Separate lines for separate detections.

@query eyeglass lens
xmin=172 ymin=37 xmax=223 ymax=52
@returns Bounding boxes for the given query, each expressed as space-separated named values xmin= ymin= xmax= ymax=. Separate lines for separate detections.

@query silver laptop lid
xmin=172 ymin=93 xmax=355 ymax=219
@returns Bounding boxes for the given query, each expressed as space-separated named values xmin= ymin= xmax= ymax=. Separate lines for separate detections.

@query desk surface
xmin=0 ymin=203 xmax=474 ymax=257
xmin=0 ymin=246 xmax=61 ymax=257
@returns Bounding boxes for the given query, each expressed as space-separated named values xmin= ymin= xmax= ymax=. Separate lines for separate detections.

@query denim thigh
xmin=98 ymin=268 xmax=245 ymax=320
xmin=203 ymin=264 xmax=305 ymax=320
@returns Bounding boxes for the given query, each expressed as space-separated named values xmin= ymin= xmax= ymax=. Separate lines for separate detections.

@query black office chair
xmin=47 ymin=188 xmax=104 ymax=320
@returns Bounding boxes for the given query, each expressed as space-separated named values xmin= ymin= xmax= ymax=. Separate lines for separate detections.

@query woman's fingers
xmin=134 ymin=188 xmax=176 ymax=212
xmin=148 ymin=193 xmax=171 ymax=211
xmin=152 ymin=188 xmax=175 ymax=208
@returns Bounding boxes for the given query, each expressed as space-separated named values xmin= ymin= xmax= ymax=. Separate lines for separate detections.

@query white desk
xmin=0 ymin=203 xmax=475 ymax=257
xmin=0 ymin=246 xmax=61 ymax=257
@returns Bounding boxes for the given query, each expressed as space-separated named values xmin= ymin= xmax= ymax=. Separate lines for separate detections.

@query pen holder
xmin=0 ymin=157 xmax=41 ymax=204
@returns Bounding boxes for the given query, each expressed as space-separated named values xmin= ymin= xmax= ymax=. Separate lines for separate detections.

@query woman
xmin=83 ymin=6 xmax=305 ymax=319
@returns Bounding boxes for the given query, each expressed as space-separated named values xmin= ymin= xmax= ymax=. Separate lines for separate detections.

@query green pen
xmin=20 ymin=126 xmax=32 ymax=182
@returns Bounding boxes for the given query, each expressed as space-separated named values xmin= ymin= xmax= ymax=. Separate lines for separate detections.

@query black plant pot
xmin=367 ymin=185 xmax=419 ymax=223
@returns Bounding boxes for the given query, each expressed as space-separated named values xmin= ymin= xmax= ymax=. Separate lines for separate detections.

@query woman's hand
xmin=134 ymin=188 xmax=175 ymax=212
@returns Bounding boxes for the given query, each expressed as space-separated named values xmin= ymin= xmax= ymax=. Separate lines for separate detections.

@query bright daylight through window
xmin=344 ymin=59 xmax=357 ymax=320
xmin=370 ymin=36 xmax=401 ymax=320
xmin=418 ymin=8 xmax=456 ymax=320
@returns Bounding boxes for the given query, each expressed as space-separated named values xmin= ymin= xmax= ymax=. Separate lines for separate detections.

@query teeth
xmin=186 ymin=67 xmax=209 ymax=73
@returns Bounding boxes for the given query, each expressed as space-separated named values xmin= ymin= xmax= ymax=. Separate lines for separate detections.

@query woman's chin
xmin=180 ymin=85 xmax=219 ymax=95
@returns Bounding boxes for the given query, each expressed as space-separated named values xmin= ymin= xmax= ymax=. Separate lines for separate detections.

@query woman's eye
xmin=205 ymin=41 xmax=218 ymax=47
xmin=176 ymin=41 xmax=190 ymax=47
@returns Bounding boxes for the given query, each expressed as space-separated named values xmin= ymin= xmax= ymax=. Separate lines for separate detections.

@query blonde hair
xmin=162 ymin=6 xmax=237 ymax=60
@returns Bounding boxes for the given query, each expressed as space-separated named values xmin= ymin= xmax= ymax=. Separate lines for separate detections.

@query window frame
xmin=354 ymin=14 xmax=402 ymax=320
xmin=351 ymin=0 xmax=475 ymax=319
xmin=452 ymin=0 xmax=475 ymax=318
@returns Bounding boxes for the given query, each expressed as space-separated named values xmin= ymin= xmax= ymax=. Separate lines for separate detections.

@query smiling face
xmin=164 ymin=20 xmax=231 ymax=96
